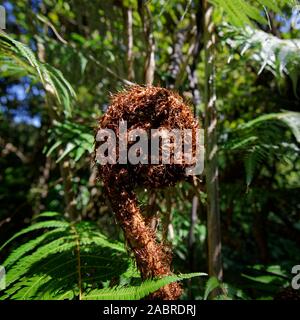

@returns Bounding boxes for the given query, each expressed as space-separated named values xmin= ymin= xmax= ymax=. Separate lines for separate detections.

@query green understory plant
xmin=0 ymin=212 xmax=204 ymax=300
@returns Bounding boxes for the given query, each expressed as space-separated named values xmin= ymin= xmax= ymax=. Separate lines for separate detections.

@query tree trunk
xmin=203 ymin=0 xmax=223 ymax=285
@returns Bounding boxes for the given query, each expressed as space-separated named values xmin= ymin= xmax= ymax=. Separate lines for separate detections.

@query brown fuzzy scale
xmin=94 ymin=86 xmax=199 ymax=300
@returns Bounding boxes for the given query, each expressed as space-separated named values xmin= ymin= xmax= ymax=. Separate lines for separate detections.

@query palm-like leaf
xmin=223 ymin=25 xmax=300 ymax=96
xmin=0 ymin=31 xmax=76 ymax=117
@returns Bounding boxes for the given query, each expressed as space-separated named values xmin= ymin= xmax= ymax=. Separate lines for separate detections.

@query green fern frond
xmin=0 ymin=217 xmax=130 ymax=300
xmin=0 ymin=32 xmax=76 ymax=117
xmin=256 ymin=0 xmax=284 ymax=13
xmin=45 ymin=121 xmax=94 ymax=163
xmin=3 ymin=229 xmax=67 ymax=268
xmin=223 ymin=112 xmax=300 ymax=186
xmin=209 ymin=0 xmax=289 ymax=27
xmin=0 ymin=215 xmax=203 ymax=300
xmin=83 ymin=273 xmax=206 ymax=300
xmin=0 ymin=219 xmax=69 ymax=251
xmin=244 ymin=145 xmax=268 ymax=186
xmin=203 ymin=276 xmax=221 ymax=300
xmin=223 ymin=25 xmax=300 ymax=97
xmin=32 ymin=212 xmax=62 ymax=220
xmin=239 ymin=112 xmax=300 ymax=143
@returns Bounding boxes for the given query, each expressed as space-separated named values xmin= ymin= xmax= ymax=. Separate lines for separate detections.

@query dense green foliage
xmin=0 ymin=212 xmax=203 ymax=300
xmin=0 ymin=0 xmax=299 ymax=300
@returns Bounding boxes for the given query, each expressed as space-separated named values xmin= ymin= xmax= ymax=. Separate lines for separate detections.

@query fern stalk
xmin=104 ymin=186 xmax=182 ymax=300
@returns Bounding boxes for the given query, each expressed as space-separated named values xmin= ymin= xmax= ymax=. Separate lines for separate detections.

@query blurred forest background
xmin=0 ymin=0 xmax=300 ymax=300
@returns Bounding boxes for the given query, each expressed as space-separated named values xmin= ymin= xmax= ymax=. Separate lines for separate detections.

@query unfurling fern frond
xmin=0 ymin=213 xmax=203 ymax=300
xmin=223 ymin=112 xmax=300 ymax=186
xmin=0 ymin=32 xmax=76 ymax=117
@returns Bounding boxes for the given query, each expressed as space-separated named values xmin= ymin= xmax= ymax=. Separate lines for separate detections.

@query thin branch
xmin=36 ymin=14 xmax=68 ymax=45
xmin=167 ymin=27 xmax=187 ymax=88
xmin=123 ymin=4 xmax=135 ymax=81
xmin=37 ymin=13 xmax=134 ymax=86
xmin=188 ymin=195 xmax=198 ymax=271
xmin=0 ymin=138 xmax=30 ymax=163
xmin=174 ymin=26 xmax=197 ymax=89
xmin=187 ymin=0 xmax=204 ymax=117
xmin=59 ymin=153 xmax=78 ymax=221
xmin=138 ymin=0 xmax=156 ymax=85
xmin=87 ymin=52 xmax=135 ymax=86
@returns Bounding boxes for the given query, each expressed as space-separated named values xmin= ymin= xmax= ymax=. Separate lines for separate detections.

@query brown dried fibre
xmin=94 ymin=85 xmax=199 ymax=300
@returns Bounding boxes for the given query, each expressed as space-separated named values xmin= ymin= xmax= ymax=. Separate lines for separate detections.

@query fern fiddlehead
xmin=94 ymin=85 xmax=200 ymax=300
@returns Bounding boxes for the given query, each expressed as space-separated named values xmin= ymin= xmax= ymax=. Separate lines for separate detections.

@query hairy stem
xmin=105 ymin=185 xmax=182 ymax=300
